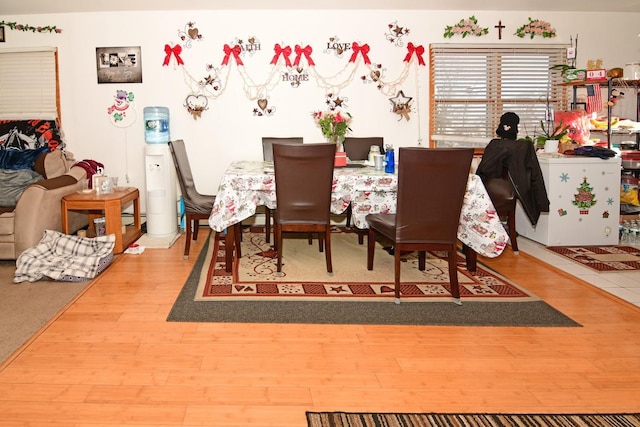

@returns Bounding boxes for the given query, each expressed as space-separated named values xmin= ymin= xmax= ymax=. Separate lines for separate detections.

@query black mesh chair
xmin=365 ymin=147 xmax=474 ymax=304
xmin=168 ymin=139 xmax=241 ymax=259
xmin=273 ymin=143 xmax=336 ymax=274
xmin=261 ymin=137 xmax=304 ymax=243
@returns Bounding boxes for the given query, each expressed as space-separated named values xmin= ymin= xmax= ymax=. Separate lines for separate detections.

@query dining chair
xmin=365 ymin=147 xmax=474 ymax=304
xmin=168 ymin=139 xmax=241 ymax=259
xmin=272 ymin=142 xmax=336 ymax=274
xmin=261 ymin=137 xmax=304 ymax=243
xmin=342 ymin=137 xmax=385 ymax=242
xmin=482 ymin=168 xmax=519 ymax=252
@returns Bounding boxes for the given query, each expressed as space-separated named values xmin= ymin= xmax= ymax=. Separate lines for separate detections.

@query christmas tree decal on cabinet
xmin=572 ymin=176 xmax=597 ymax=214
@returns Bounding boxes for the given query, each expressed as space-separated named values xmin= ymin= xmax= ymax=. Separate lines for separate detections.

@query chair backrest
xmin=342 ymin=137 xmax=384 ymax=161
xmin=168 ymin=139 xmax=213 ymax=213
xmin=273 ymin=143 xmax=335 ymax=224
xmin=262 ymin=137 xmax=303 ymax=162
xmin=395 ymin=147 xmax=474 ymax=243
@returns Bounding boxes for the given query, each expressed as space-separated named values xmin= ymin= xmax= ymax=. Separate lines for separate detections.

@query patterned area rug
xmin=305 ymin=412 xmax=640 ymax=427
xmin=196 ymin=228 xmax=535 ymax=302
xmin=546 ymin=245 xmax=640 ymax=272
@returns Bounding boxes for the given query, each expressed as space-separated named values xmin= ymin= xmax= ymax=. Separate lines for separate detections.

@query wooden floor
xmin=1 ymin=231 xmax=640 ymax=427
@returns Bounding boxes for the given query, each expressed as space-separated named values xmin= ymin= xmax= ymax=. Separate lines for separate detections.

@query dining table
xmin=209 ymin=160 xmax=509 ymax=272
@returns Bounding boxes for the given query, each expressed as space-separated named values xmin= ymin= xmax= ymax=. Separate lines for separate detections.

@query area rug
xmin=198 ymin=228 xmax=533 ymax=302
xmin=546 ymin=245 xmax=640 ymax=272
xmin=166 ymin=229 xmax=580 ymax=327
xmin=305 ymin=412 xmax=640 ymax=427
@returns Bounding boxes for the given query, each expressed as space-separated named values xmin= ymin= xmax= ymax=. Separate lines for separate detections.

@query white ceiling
xmin=2 ymin=0 xmax=640 ymax=14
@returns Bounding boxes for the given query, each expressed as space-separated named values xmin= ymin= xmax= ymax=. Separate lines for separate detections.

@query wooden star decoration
xmin=389 ymin=90 xmax=413 ymax=121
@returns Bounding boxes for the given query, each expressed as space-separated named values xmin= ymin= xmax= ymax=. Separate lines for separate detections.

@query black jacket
xmin=476 ymin=138 xmax=550 ymax=226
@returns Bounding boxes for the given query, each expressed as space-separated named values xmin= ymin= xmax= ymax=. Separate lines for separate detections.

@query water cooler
xmin=144 ymin=106 xmax=177 ymax=237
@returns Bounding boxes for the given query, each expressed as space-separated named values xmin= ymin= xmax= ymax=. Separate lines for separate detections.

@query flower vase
xmin=330 ymin=136 xmax=347 ymax=167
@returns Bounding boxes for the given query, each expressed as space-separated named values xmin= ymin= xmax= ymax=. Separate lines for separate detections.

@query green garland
xmin=0 ymin=20 xmax=62 ymax=34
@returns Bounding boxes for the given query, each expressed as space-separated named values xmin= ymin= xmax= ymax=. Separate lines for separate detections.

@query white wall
xmin=2 ymin=9 xmax=639 ymax=212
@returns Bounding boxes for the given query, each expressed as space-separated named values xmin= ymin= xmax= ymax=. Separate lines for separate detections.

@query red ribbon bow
xmin=271 ymin=44 xmax=292 ymax=67
xmin=163 ymin=44 xmax=184 ymax=66
xmin=222 ymin=44 xmax=243 ymax=66
xmin=293 ymin=44 xmax=315 ymax=67
xmin=403 ymin=42 xmax=425 ymax=66
xmin=349 ymin=42 xmax=371 ymax=65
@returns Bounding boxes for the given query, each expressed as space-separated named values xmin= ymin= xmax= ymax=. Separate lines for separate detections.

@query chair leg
xmin=366 ymin=228 xmax=376 ymax=270
xmin=345 ymin=204 xmax=352 ymax=228
xmin=183 ymin=215 xmax=193 ymax=259
xmin=275 ymin=223 xmax=283 ymax=274
xmin=394 ymin=250 xmax=402 ymax=304
xmin=265 ymin=208 xmax=271 ymax=244
xmin=447 ymin=249 xmax=462 ymax=305
xmin=234 ymin=223 xmax=242 ymax=258
xmin=507 ymin=209 xmax=518 ymax=252
xmin=418 ymin=251 xmax=426 ymax=271
xmin=324 ymin=228 xmax=333 ymax=273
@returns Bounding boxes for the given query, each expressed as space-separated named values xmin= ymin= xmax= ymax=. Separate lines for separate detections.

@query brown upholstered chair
xmin=482 ymin=168 xmax=518 ymax=252
xmin=273 ymin=143 xmax=335 ymax=274
xmin=342 ymin=137 xmax=385 ymax=242
xmin=261 ymin=137 xmax=304 ymax=243
xmin=168 ymin=139 xmax=241 ymax=259
xmin=365 ymin=147 xmax=474 ymax=304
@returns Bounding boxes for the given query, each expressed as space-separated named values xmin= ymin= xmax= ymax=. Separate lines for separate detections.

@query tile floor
xmin=516 ymin=236 xmax=640 ymax=307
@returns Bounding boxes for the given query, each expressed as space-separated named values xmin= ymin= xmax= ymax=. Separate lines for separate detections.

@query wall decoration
xmin=184 ymin=94 xmax=208 ymax=120
xmin=515 ymin=18 xmax=556 ymax=39
xmin=178 ymin=21 xmax=203 ymax=48
xmin=361 ymin=63 xmax=385 ymax=87
xmin=107 ymin=90 xmax=136 ymax=128
xmin=444 ymin=16 xmax=489 ymax=38
xmin=235 ymin=36 xmax=262 ymax=58
xmin=325 ymin=93 xmax=348 ymax=111
xmin=389 ymin=90 xmax=413 ymax=121
xmin=494 ymin=20 xmax=505 ymax=40
xmin=0 ymin=26 xmax=4 ymax=43
xmin=253 ymin=98 xmax=275 ymax=116
xmin=96 ymin=46 xmax=142 ymax=84
xmin=323 ymin=36 xmax=351 ymax=57
xmin=0 ymin=20 xmax=62 ymax=34
xmin=163 ymin=44 xmax=184 ymax=66
xmin=385 ymin=21 xmax=411 ymax=46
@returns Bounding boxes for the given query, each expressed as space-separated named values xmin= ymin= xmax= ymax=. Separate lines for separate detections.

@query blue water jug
xmin=385 ymin=149 xmax=395 ymax=173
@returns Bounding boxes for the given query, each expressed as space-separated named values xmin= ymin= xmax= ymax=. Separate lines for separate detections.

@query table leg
xmin=104 ymin=199 xmax=124 ymax=253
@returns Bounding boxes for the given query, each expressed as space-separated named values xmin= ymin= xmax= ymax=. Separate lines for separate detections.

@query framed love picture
xmin=96 ymin=46 xmax=142 ymax=84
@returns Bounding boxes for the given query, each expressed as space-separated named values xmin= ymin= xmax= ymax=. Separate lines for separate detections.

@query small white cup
xmin=373 ymin=154 xmax=385 ymax=170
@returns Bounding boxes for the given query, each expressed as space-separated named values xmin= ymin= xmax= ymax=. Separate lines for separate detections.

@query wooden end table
xmin=61 ymin=187 xmax=142 ymax=254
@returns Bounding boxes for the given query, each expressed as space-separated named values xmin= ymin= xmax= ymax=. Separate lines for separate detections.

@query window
xmin=0 ymin=47 xmax=59 ymax=120
xmin=430 ymin=44 xmax=569 ymax=148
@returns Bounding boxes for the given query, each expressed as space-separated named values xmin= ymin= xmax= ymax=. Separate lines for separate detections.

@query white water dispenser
xmin=143 ymin=106 xmax=177 ymax=237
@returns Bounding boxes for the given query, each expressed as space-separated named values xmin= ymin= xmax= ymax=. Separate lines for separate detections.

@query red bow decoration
xmin=293 ymin=44 xmax=315 ymax=67
xmin=403 ymin=42 xmax=425 ymax=66
xmin=222 ymin=44 xmax=243 ymax=66
xmin=163 ymin=44 xmax=184 ymax=66
xmin=271 ymin=44 xmax=292 ymax=67
xmin=349 ymin=42 xmax=371 ymax=65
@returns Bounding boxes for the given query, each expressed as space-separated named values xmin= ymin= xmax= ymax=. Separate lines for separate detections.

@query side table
xmin=61 ymin=187 xmax=142 ymax=254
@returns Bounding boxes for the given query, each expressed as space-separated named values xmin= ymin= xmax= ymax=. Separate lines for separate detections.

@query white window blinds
xmin=0 ymin=47 xmax=58 ymax=120
xmin=430 ymin=44 xmax=569 ymax=148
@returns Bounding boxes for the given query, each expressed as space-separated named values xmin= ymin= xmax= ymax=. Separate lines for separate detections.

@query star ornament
xmin=389 ymin=90 xmax=413 ymax=121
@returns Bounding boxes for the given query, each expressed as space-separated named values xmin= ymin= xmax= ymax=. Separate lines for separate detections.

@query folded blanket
xmin=14 ymin=230 xmax=115 ymax=283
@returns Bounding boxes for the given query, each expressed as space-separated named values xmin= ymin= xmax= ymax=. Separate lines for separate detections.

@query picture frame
xmin=571 ymin=102 xmax=587 ymax=111
xmin=0 ymin=26 xmax=5 ymax=43
xmin=96 ymin=46 xmax=142 ymax=84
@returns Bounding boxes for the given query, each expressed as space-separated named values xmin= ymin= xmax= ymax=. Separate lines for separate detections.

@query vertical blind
xmin=0 ymin=47 xmax=58 ymax=120
xmin=430 ymin=44 xmax=569 ymax=148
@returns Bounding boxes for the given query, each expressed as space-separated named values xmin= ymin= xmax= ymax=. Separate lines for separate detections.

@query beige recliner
xmin=0 ymin=149 xmax=88 ymax=260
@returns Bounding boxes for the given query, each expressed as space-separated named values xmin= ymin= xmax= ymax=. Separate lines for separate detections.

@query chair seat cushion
xmin=365 ymin=213 xmax=396 ymax=240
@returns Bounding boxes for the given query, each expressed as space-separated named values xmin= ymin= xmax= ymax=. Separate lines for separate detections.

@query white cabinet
xmin=516 ymin=155 xmax=621 ymax=246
